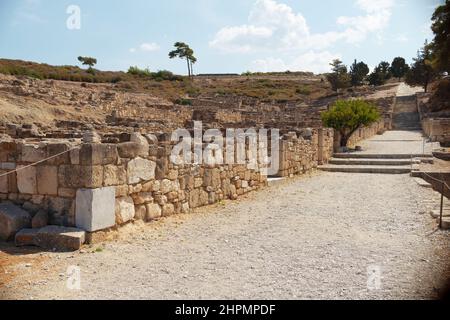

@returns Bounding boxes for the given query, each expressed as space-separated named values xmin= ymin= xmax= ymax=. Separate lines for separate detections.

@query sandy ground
xmin=1 ymin=171 xmax=449 ymax=300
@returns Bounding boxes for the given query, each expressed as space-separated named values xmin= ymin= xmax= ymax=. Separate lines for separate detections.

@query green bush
xmin=322 ymin=99 xmax=380 ymax=147
xmin=175 ymin=98 xmax=193 ymax=105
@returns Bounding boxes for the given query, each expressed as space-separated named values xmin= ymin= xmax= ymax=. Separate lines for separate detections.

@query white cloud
xmin=210 ymin=0 xmax=395 ymax=52
xmin=209 ymin=0 xmax=396 ymax=73
xmin=130 ymin=42 xmax=160 ymax=53
xmin=250 ymin=51 xmax=342 ymax=74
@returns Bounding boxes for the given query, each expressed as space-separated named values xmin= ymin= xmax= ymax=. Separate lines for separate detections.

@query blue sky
xmin=0 ymin=0 xmax=442 ymax=74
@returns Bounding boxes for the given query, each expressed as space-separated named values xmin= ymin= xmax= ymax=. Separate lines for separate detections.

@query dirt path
xmin=1 ymin=171 xmax=449 ymax=300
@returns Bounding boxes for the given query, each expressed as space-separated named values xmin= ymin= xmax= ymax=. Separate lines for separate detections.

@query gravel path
xmin=2 ymin=172 xmax=449 ymax=300
xmin=359 ymin=131 xmax=440 ymax=155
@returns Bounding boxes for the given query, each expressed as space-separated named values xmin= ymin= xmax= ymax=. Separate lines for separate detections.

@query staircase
xmin=319 ymin=153 xmax=433 ymax=174
xmin=392 ymin=96 xmax=422 ymax=131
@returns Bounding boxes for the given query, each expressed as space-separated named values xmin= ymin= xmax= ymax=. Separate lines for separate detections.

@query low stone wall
xmin=0 ymin=127 xmax=335 ymax=239
xmin=333 ymin=119 xmax=387 ymax=151
xmin=421 ymin=118 xmax=450 ymax=146
xmin=277 ymin=128 xmax=334 ymax=177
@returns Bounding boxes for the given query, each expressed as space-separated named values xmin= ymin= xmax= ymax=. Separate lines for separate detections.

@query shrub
xmin=321 ymin=99 xmax=380 ymax=147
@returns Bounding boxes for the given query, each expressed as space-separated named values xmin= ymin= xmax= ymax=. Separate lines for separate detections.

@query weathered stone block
xmin=134 ymin=205 xmax=147 ymax=220
xmin=0 ymin=203 xmax=31 ymax=240
xmin=103 ymin=165 xmax=126 ymax=186
xmin=17 ymin=165 xmax=37 ymax=194
xmin=130 ymin=133 xmax=149 ymax=157
xmin=36 ymin=166 xmax=58 ymax=195
xmin=76 ymin=187 xmax=116 ymax=232
xmin=79 ymin=144 xmax=118 ymax=165
xmin=127 ymin=157 xmax=156 ymax=184
xmin=115 ymin=196 xmax=135 ymax=224
xmin=131 ymin=192 xmax=153 ymax=205
xmin=46 ymin=143 xmax=71 ymax=165
xmin=117 ymin=142 xmax=141 ymax=159
xmin=35 ymin=226 xmax=85 ymax=251
xmin=21 ymin=144 xmax=46 ymax=163
xmin=15 ymin=228 xmax=38 ymax=247
xmin=58 ymin=165 xmax=103 ymax=189
xmin=32 ymin=210 xmax=48 ymax=229
xmin=162 ymin=203 xmax=175 ymax=217
xmin=58 ymin=188 xmax=76 ymax=198
xmin=145 ymin=203 xmax=161 ymax=221
xmin=0 ymin=170 xmax=7 ymax=193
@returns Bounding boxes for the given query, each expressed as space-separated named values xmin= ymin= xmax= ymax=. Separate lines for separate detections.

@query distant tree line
xmin=326 ymin=57 xmax=410 ymax=92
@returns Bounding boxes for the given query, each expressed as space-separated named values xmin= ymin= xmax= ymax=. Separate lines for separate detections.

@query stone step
xmin=15 ymin=225 xmax=86 ymax=251
xmin=333 ymin=153 xmax=433 ymax=159
xmin=318 ymin=165 xmax=411 ymax=174
xmin=329 ymin=158 xmax=418 ymax=166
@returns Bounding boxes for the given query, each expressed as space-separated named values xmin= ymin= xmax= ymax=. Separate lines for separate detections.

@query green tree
xmin=405 ymin=41 xmax=437 ymax=93
xmin=321 ymin=99 xmax=380 ymax=147
xmin=390 ymin=57 xmax=410 ymax=80
xmin=326 ymin=59 xmax=351 ymax=92
xmin=169 ymin=42 xmax=197 ymax=77
xmin=77 ymin=56 xmax=97 ymax=71
xmin=349 ymin=59 xmax=369 ymax=86
xmin=368 ymin=61 xmax=392 ymax=86
xmin=430 ymin=0 xmax=450 ymax=72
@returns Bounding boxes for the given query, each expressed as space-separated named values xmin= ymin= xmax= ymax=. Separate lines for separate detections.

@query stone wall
xmin=0 ymin=127 xmax=335 ymax=237
xmin=277 ymin=128 xmax=334 ymax=177
xmin=421 ymin=118 xmax=450 ymax=146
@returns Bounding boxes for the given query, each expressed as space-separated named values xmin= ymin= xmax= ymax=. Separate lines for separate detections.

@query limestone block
xmin=127 ymin=157 xmax=156 ymax=184
xmin=131 ymin=192 xmax=153 ymax=205
xmin=160 ymin=179 xmax=173 ymax=194
xmin=46 ymin=143 xmax=71 ymax=165
xmin=58 ymin=165 xmax=103 ymax=189
xmin=15 ymin=228 xmax=38 ymax=247
xmin=117 ymin=142 xmax=141 ymax=159
xmin=115 ymin=185 xmax=128 ymax=197
xmin=0 ymin=170 xmax=7 ymax=193
xmin=0 ymin=203 xmax=31 ymax=241
xmin=162 ymin=203 xmax=175 ymax=217
xmin=115 ymin=196 xmax=135 ymax=225
xmin=134 ymin=205 xmax=147 ymax=220
xmin=79 ymin=144 xmax=118 ymax=165
xmin=17 ymin=165 xmax=37 ymax=194
xmin=145 ymin=203 xmax=162 ymax=221
xmin=34 ymin=226 xmax=85 ymax=251
xmin=130 ymin=133 xmax=150 ymax=157
xmin=21 ymin=144 xmax=46 ymax=163
xmin=103 ymin=165 xmax=126 ymax=186
xmin=181 ymin=202 xmax=190 ymax=214
xmin=76 ymin=187 xmax=116 ymax=232
xmin=36 ymin=166 xmax=58 ymax=195
xmin=70 ymin=148 xmax=80 ymax=165
xmin=58 ymin=188 xmax=76 ymax=198
xmin=32 ymin=210 xmax=48 ymax=229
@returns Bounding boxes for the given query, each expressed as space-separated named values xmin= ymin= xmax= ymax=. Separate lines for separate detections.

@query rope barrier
xmin=0 ymin=143 xmax=82 ymax=179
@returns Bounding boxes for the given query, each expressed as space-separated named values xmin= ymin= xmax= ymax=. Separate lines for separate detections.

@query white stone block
xmin=75 ymin=187 xmax=116 ymax=232
xmin=127 ymin=157 xmax=156 ymax=184
xmin=17 ymin=165 xmax=37 ymax=194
